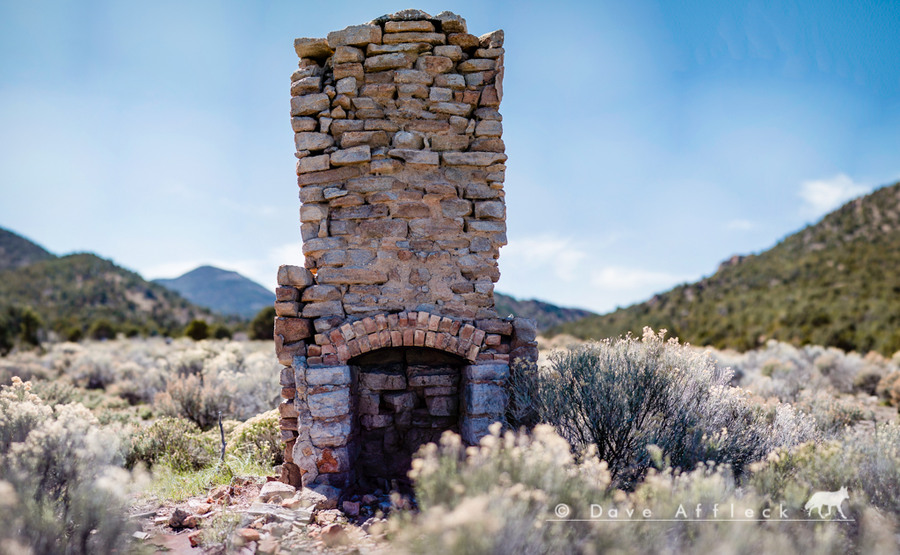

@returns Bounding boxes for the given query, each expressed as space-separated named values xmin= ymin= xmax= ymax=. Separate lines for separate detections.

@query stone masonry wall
xmin=289 ymin=9 xmax=506 ymax=320
xmin=276 ymin=10 xmax=540 ymax=492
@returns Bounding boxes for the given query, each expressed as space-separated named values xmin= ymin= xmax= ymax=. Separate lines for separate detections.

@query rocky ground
xmin=130 ymin=477 xmax=399 ymax=554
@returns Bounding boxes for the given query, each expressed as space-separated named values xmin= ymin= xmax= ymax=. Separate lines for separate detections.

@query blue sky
xmin=1 ymin=0 xmax=898 ymax=313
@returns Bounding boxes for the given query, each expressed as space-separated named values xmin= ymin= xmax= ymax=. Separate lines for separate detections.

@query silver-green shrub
xmin=510 ymin=328 xmax=816 ymax=487
xmin=0 ymin=378 xmax=135 ymax=553
xmin=390 ymin=425 xmax=866 ymax=555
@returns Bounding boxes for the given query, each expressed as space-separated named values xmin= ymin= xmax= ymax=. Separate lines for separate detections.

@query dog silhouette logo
xmin=804 ymin=486 xmax=849 ymax=519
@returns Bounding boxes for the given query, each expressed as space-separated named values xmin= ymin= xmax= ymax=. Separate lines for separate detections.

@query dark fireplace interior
xmin=351 ymin=347 xmax=464 ymax=491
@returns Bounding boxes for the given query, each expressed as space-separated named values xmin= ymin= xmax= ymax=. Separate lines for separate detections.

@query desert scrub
xmin=126 ymin=416 xmax=218 ymax=471
xmin=391 ymin=425 xmax=859 ymax=554
xmin=750 ymin=423 xmax=900 ymax=517
xmin=0 ymin=377 xmax=137 ymax=553
xmin=877 ymin=370 xmax=900 ymax=407
xmin=154 ymin=340 xmax=280 ymax=429
xmin=388 ymin=424 xmax=614 ymax=553
xmin=792 ymin=390 xmax=874 ymax=435
xmin=510 ymin=328 xmax=816 ymax=488
xmin=1 ymin=338 xmax=280 ymax=420
xmin=226 ymin=408 xmax=282 ymax=466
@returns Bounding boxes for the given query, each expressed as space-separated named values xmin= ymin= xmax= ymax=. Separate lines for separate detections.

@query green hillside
xmin=551 ymin=181 xmax=900 ymax=355
xmin=494 ymin=292 xmax=594 ymax=332
xmin=0 ymin=248 xmax=216 ymax=349
xmin=154 ymin=265 xmax=273 ymax=319
xmin=0 ymin=227 xmax=55 ymax=272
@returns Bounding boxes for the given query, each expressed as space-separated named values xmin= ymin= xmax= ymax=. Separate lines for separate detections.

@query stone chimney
xmin=275 ymin=9 xmax=538 ymax=492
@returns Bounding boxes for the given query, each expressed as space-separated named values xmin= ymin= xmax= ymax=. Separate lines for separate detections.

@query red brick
xmin=323 ymin=354 xmax=339 ymax=365
xmin=417 ymin=312 xmax=430 ymax=328
xmin=428 ymin=314 xmax=441 ymax=331
xmin=369 ymin=332 xmax=382 ymax=349
xmin=348 ymin=340 xmax=361 ymax=357
xmin=358 ymin=334 xmax=372 ymax=352
xmin=375 ymin=314 xmax=389 ymax=330
xmin=330 ymin=329 xmax=344 ymax=344
xmin=434 ymin=332 xmax=448 ymax=350
xmin=472 ymin=329 xmax=486 ymax=346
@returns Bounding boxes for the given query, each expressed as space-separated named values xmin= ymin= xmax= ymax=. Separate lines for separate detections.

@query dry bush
xmin=0 ymin=377 xmax=135 ymax=553
xmin=793 ymin=389 xmax=875 ymax=435
xmin=154 ymin=342 xmax=279 ymax=429
xmin=508 ymin=328 xmax=816 ymax=488
xmin=126 ymin=416 xmax=217 ymax=471
xmin=226 ymin=409 xmax=282 ymax=466
xmin=750 ymin=422 xmax=900 ymax=518
xmin=877 ymin=371 xmax=900 ymax=407
xmin=713 ymin=341 xmax=897 ymax=402
xmin=389 ymin=425 xmax=877 ymax=554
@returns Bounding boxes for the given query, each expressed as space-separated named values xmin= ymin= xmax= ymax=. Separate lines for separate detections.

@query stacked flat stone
xmin=276 ymin=10 xmax=540 ymax=491
xmin=291 ymin=9 xmax=506 ymax=321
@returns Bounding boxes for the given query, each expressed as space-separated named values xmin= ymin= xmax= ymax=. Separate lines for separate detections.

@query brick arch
xmin=316 ymin=311 xmax=486 ymax=366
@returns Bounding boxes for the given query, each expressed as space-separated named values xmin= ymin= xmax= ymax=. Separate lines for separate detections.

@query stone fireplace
xmin=274 ymin=9 xmax=538 ymax=491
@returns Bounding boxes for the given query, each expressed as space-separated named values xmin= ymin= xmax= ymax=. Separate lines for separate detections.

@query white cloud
xmin=501 ymin=235 xmax=589 ymax=282
xmin=799 ymin=174 xmax=869 ymax=218
xmin=589 ymin=267 xmax=689 ymax=292
xmin=726 ymin=219 xmax=754 ymax=231
xmin=497 ymin=234 xmax=693 ymax=313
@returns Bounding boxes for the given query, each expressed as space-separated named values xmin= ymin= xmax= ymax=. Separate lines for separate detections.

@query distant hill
xmin=155 ymin=266 xmax=273 ymax=319
xmin=0 ymin=227 xmax=218 ymax=349
xmin=0 ymin=252 xmax=214 ymax=339
xmin=0 ymin=227 xmax=55 ymax=272
xmin=494 ymin=292 xmax=594 ymax=332
xmin=551 ymin=181 xmax=900 ymax=355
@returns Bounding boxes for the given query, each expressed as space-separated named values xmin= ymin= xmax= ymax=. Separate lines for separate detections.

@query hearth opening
xmin=350 ymin=347 xmax=465 ymax=491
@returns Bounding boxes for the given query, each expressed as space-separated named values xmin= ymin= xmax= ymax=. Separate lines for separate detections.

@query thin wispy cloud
xmin=726 ymin=219 xmax=755 ymax=231
xmin=499 ymin=234 xmax=692 ymax=313
xmin=589 ymin=267 xmax=691 ymax=293
xmin=501 ymin=235 xmax=589 ymax=283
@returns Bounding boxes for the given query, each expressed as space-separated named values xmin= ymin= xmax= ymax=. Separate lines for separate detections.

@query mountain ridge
xmin=0 ymin=227 xmax=218 ymax=348
xmin=0 ymin=227 xmax=55 ymax=272
xmin=493 ymin=291 xmax=594 ymax=331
